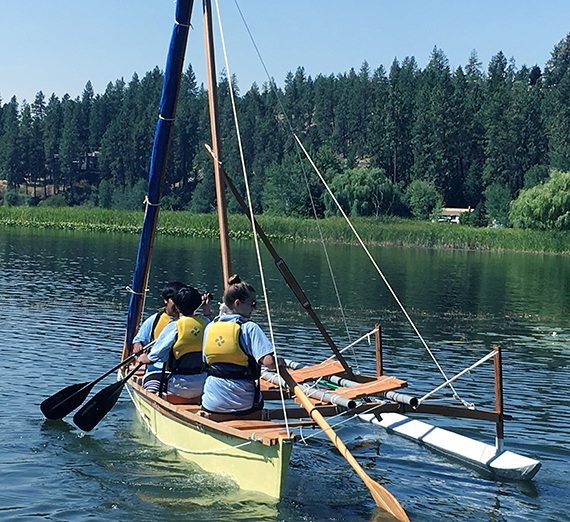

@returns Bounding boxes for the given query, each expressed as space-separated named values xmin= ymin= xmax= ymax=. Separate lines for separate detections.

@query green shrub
xmin=484 ymin=184 xmax=512 ymax=227
xmin=510 ymin=169 xmax=570 ymax=230
xmin=406 ymin=180 xmax=443 ymax=220
xmin=38 ymin=194 xmax=68 ymax=207
xmin=4 ymin=190 xmax=21 ymax=207
xmin=325 ymin=167 xmax=406 ymax=217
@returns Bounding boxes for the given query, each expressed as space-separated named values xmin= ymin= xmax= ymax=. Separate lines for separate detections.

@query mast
xmin=203 ymin=0 xmax=232 ymax=285
xmin=199 ymin=2 xmax=352 ymax=377
xmin=124 ymin=0 xmax=195 ymax=354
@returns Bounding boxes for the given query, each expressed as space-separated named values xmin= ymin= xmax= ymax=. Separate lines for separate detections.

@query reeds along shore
xmin=1 ymin=206 xmax=570 ymax=254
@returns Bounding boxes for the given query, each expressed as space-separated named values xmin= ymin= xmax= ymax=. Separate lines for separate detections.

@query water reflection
xmin=1 ymin=226 xmax=569 ymax=521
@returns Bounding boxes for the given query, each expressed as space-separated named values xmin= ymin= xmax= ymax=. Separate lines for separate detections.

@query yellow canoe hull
xmin=126 ymin=382 xmax=293 ymax=499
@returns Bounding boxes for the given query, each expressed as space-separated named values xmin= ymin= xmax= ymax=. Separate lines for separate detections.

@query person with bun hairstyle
xmin=201 ymin=274 xmax=275 ymax=414
xmin=136 ymin=285 xmax=211 ymax=400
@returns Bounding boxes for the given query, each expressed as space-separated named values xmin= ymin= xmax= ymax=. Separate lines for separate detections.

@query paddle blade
xmin=368 ymin=481 xmax=410 ymax=522
xmin=41 ymin=382 xmax=94 ymax=420
xmin=279 ymin=367 xmax=410 ymax=521
xmin=73 ymin=380 xmax=125 ymax=432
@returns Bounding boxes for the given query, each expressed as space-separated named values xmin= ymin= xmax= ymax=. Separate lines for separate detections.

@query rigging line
xmin=292 ymin=140 xmax=358 ymax=368
xmin=213 ymin=0 xmax=290 ymax=435
xmin=292 ymin=136 xmax=468 ymax=407
xmin=324 ymin=328 xmax=377 ymax=360
xmin=234 ymin=0 xmax=462 ymax=406
xmin=418 ymin=349 xmax=497 ymax=405
xmin=233 ymin=0 xmax=357 ymax=366
xmin=233 ymin=0 xmax=464 ymax=404
xmin=297 ymin=408 xmax=367 ymax=444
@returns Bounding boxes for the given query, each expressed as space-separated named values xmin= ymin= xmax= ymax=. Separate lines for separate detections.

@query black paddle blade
xmin=41 ymin=382 xmax=94 ymax=420
xmin=72 ymin=379 xmax=126 ymax=432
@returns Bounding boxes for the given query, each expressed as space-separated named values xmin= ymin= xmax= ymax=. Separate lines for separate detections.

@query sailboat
xmin=40 ymin=1 xmax=540 ymax=520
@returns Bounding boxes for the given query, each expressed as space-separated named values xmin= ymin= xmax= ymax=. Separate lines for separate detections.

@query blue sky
xmin=1 ymin=0 xmax=569 ymax=105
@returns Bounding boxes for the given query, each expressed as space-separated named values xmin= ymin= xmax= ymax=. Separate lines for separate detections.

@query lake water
xmin=1 ymin=226 xmax=569 ymax=521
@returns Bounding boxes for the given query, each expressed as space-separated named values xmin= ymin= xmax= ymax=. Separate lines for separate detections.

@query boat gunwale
xmin=126 ymin=374 xmax=297 ymax=446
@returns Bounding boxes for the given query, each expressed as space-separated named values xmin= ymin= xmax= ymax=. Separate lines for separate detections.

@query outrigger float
xmin=40 ymin=1 xmax=540 ymax=520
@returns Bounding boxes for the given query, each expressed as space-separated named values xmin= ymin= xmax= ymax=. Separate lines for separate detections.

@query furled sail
xmin=125 ymin=0 xmax=194 ymax=349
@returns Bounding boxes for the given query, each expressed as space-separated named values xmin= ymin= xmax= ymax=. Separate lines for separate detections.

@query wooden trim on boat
xmin=331 ymin=376 xmax=407 ymax=399
xmin=128 ymin=376 xmax=295 ymax=446
xmin=287 ymin=360 xmax=346 ymax=382
xmin=372 ymin=401 xmax=510 ymax=423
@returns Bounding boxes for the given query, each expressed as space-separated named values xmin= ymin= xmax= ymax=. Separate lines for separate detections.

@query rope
xmin=292 ymin=136 xmax=471 ymax=407
xmin=232 ymin=0 xmax=358 ymax=370
xmin=125 ymin=286 xmax=147 ymax=296
xmin=298 ymin=159 xmax=357 ymax=368
xmin=143 ymin=195 xmax=160 ymax=207
xmin=297 ymin=408 xmax=366 ymax=445
xmin=213 ymin=0 xmax=291 ymax=436
xmin=325 ymin=328 xmax=377 ymax=360
xmin=174 ymin=20 xmax=191 ymax=29
xmin=418 ymin=349 xmax=497 ymax=406
xmin=232 ymin=0 xmax=471 ymax=407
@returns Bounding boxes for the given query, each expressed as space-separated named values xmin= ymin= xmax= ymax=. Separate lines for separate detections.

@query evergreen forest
xmin=2 ymin=34 xmax=570 ymax=229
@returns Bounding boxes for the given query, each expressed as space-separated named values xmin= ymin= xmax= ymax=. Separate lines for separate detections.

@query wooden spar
xmin=203 ymin=144 xmax=356 ymax=379
xmin=494 ymin=345 xmax=505 ymax=452
xmin=279 ymin=367 xmax=410 ymax=521
xmin=202 ymin=0 xmax=231 ymax=285
xmin=375 ymin=324 xmax=382 ymax=377
xmin=323 ymin=374 xmax=418 ymax=408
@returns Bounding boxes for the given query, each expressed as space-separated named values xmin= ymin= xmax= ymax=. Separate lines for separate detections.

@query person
xmin=201 ymin=274 xmax=275 ymax=415
xmin=131 ymin=281 xmax=185 ymax=358
xmin=136 ymin=285 xmax=211 ymax=399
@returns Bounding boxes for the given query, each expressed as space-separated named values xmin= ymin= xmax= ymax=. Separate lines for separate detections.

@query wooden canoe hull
xmin=126 ymin=381 xmax=293 ymax=498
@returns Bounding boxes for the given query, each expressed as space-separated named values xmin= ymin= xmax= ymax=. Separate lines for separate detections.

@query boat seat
xmin=165 ymin=393 xmax=200 ymax=405
xmin=258 ymin=360 xmax=346 ymax=388
xmin=288 ymin=360 xmax=346 ymax=382
xmin=218 ymin=419 xmax=298 ymax=441
xmin=330 ymin=376 xmax=407 ymax=399
xmin=199 ymin=410 xmax=264 ymax=422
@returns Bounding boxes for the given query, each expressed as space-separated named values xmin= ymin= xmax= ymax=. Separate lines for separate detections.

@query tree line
xmin=1 ymin=33 xmax=570 ymax=228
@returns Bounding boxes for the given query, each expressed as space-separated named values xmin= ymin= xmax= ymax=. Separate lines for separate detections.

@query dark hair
xmin=161 ymin=281 xmax=185 ymax=301
xmin=172 ymin=285 xmax=202 ymax=316
xmin=224 ymin=274 xmax=255 ymax=310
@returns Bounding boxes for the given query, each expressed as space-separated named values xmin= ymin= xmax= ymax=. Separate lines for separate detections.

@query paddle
xmin=73 ymin=362 xmax=144 ymax=432
xmin=279 ymin=367 xmax=410 ymax=522
xmin=40 ymin=341 xmax=155 ymax=420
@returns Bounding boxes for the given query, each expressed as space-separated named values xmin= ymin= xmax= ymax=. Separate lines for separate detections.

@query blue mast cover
xmin=125 ymin=0 xmax=194 ymax=349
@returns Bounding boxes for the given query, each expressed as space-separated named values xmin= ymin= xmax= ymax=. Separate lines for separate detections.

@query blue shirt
xmin=144 ymin=314 xmax=210 ymax=399
xmin=201 ymin=313 xmax=273 ymax=413
xmin=133 ymin=312 xmax=168 ymax=371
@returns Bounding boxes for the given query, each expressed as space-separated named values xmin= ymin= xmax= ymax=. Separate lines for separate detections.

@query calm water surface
xmin=1 ymin=226 xmax=569 ymax=521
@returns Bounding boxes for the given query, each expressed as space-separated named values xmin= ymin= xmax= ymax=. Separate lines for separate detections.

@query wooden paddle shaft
xmin=279 ymin=368 xmax=410 ymax=522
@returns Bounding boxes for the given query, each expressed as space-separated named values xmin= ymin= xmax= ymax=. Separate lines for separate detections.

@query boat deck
xmin=129 ymin=363 xmax=407 ymax=445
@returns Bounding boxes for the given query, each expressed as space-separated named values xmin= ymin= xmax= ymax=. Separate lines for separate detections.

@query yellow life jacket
xmin=151 ymin=311 xmax=171 ymax=340
xmin=204 ymin=321 xmax=248 ymax=367
xmin=203 ymin=320 xmax=258 ymax=380
xmin=168 ymin=315 xmax=207 ymax=375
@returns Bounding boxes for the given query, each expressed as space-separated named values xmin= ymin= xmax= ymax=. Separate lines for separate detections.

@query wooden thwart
xmin=332 ymin=376 xmax=407 ymax=400
xmin=287 ymin=360 xmax=345 ymax=383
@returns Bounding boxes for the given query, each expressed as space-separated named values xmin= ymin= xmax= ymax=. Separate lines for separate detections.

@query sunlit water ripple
xmin=1 ymin=227 xmax=569 ymax=521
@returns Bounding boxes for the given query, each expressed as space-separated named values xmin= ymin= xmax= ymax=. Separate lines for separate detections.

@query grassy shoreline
xmin=2 ymin=206 xmax=570 ymax=254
